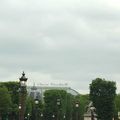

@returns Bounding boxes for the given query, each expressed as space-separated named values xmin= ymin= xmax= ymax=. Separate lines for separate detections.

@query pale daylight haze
xmin=0 ymin=0 xmax=120 ymax=93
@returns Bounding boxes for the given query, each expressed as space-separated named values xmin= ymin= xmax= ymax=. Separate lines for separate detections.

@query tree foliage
xmin=114 ymin=94 xmax=120 ymax=120
xmin=0 ymin=81 xmax=20 ymax=120
xmin=65 ymin=93 xmax=74 ymax=120
xmin=90 ymin=78 xmax=116 ymax=120
xmin=0 ymin=81 xmax=19 ymax=104
xmin=44 ymin=89 xmax=74 ymax=120
xmin=0 ymin=86 xmax=12 ymax=119
xmin=115 ymin=94 xmax=120 ymax=112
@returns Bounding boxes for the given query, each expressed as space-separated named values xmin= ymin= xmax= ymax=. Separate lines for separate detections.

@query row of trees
xmin=43 ymin=90 xmax=89 ymax=120
xmin=0 ymin=78 xmax=120 ymax=120
xmin=0 ymin=81 xmax=89 ymax=120
xmin=24 ymin=90 xmax=89 ymax=120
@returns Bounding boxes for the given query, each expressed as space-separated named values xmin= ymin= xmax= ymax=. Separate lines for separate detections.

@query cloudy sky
xmin=0 ymin=0 xmax=120 ymax=93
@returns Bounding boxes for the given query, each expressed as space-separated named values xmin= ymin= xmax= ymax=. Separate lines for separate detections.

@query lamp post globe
xmin=52 ymin=114 xmax=55 ymax=119
xmin=75 ymin=102 xmax=79 ymax=108
xmin=35 ymin=99 xmax=39 ymax=105
xmin=19 ymin=105 xmax=21 ymax=110
xmin=57 ymin=98 xmax=61 ymax=106
xmin=41 ymin=113 xmax=43 ymax=117
xmin=19 ymin=72 xmax=28 ymax=87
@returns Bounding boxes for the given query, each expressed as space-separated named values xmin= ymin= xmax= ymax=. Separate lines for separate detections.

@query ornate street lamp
xmin=63 ymin=114 xmax=66 ymax=119
xmin=57 ymin=98 xmax=61 ymax=106
xmin=19 ymin=72 xmax=28 ymax=120
xmin=75 ymin=101 xmax=79 ymax=120
xmin=75 ymin=102 xmax=79 ymax=108
xmin=40 ymin=113 xmax=43 ymax=120
xmin=35 ymin=98 xmax=39 ymax=120
xmin=27 ymin=113 xmax=30 ymax=120
xmin=57 ymin=98 xmax=61 ymax=120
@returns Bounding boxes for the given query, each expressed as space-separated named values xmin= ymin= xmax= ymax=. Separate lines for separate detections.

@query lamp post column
xmin=35 ymin=98 xmax=39 ymax=120
xmin=19 ymin=72 xmax=28 ymax=120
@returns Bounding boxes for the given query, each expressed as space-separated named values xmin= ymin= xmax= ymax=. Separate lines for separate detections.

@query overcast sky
xmin=0 ymin=0 xmax=120 ymax=93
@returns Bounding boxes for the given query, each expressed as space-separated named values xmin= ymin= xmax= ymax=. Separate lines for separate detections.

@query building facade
xmin=27 ymin=85 xmax=79 ymax=101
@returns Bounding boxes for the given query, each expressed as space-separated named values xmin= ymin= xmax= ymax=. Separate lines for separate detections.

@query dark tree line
xmin=0 ymin=78 xmax=120 ymax=120
xmin=0 ymin=81 xmax=89 ymax=120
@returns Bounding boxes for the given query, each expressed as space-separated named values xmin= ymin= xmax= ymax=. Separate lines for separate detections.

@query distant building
xmin=28 ymin=85 xmax=41 ymax=100
xmin=27 ymin=84 xmax=79 ymax=101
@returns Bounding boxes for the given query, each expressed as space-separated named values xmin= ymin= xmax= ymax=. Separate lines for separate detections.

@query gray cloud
xmin=0 ymin=0 xmax=120 ymax=93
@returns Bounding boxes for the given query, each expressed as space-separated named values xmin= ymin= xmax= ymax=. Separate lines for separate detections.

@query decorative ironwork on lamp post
xmin=19 ymin=72 xmax=28 ymax=120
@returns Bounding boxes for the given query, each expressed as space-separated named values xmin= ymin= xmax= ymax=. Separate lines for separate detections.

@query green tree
xmin=90 ymin=78 xmax=116 ymax=120
xmin=44 ymin=89 xmax=68 ymax=120
xmin=0 ymin=81 xmax=19 ymax=104
xmin=115 ymin=94 xmax=120 ymax=120
xmin=65 ymin=93 xmax=74 ymax=120
xmin=0 ymin=81 xmax=19 ymax=120
xmin=0 ymin=86 xmax=12 ymax=120
xmin=115 ymin=94 xmax=120 ymax=112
